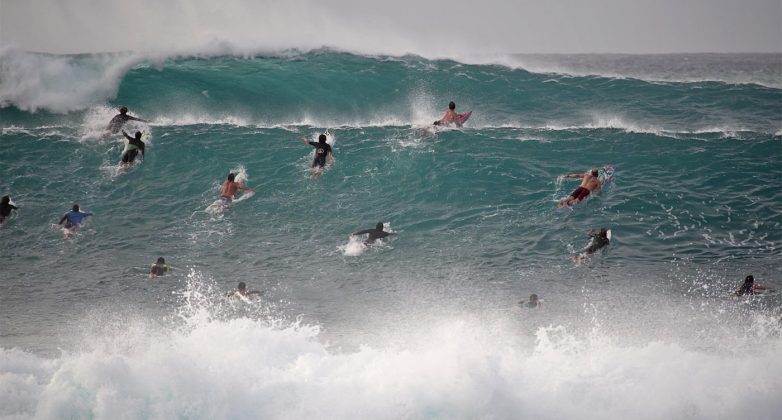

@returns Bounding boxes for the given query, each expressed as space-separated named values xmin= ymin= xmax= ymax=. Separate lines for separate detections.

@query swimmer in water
xmin=227 ymin=282 xmax=262 ymax=298
xmin=558 ymin=169 xmax=602 ymax=208
xmin=301 ymin=133 xmax=334 ymax=179
xmin=149 ymin=257 xmax=170 ymax=279
xmin=57 ymin=204 xmax=93 ymax=238
xmin=120 ymin=130 xmax=145 ymax=165
xmin=0 ymin=195 xmax=19 ymax=224
xmin=106 ymin=106 xmax=148 ymax=134
xmin=518 ymin=294 xmax=540 ymax=308
xmin=219 ymin=173 xmax=255 ymax=206
xmin=353 ymin=222 xmax=395 ymax=245
xmin=572 ymin=228 xmax=610 ymax=262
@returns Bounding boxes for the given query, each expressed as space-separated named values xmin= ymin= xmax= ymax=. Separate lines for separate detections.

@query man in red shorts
xmin=557 ymin=169 xmax=602 ymax=207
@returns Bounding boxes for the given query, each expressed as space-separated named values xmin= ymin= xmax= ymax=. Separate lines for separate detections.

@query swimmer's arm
xmin=237 ymin=184 xmax=255 ymax=192
xmin=246 ymin=291 xmax=262 ymax=296
xmin=58 ymin=214 xmax=68 ymax=225
xmin=121 ymin=130 xmax=134 ymax=141
xmin=564 ymin=173 xmax=585 ymax=179
xmin=353 ymin=229 xmax=372 ymax=236
xmin=128 ymin=115 xmax=148 ymax=123
xmin=327 ymin=151 xmax=334 ymax=163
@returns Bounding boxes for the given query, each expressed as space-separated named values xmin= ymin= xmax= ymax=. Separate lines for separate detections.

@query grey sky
xmin=1 ymin=0 xmax=780 ymax=54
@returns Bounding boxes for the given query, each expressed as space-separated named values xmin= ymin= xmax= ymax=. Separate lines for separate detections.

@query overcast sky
xmin=1 ymin=0 xmax=780 ymax=55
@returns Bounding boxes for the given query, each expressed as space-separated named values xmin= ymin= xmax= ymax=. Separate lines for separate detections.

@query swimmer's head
xmin=448 ymin=101 xmax=456 ymax=110
xmin=745 ymin=275 xmax=754 ymax=284
xmin=135 ymin=131 xmax=142 ymax=140
xmin=227 ymin=173 xmax=236 ymax=182
xmin=591 ymin=169 xmax=599 ymax=177
xmin=119 ymin=106 xmax=128 ymax=114
xmin=72 ymin=204 xmax=79 ymax=212
xmin=1 ymin=196 xmax=8 ymax=204
xmin=318 ymin=134 xmax=327 ymax=143
xmin=600 ymin=228 xmax=608 ymax=237
xmin=238 ymin=282 xmax=246 ymax=291
xmin=529 ymin=294 xmax=538 ymax=303
xmin=376 ymin=222 xmax=383 ymax=230
xmin=157 ymin=257 xmax=165 ymax=264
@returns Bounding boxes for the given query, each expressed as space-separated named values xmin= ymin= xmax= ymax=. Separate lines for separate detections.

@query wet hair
xmin=157 ymin=257 xmax=165 ymax=264
xmin=529 ymin=294 xmax=538 ymax=301
xmin=318 ymin=134 xmax=327 ymax=143
xmin=1 ymin=196 xmax=9 ymax=204
xmin=227 ymin=173 xmax=236 ymax=182
xmin=238 ymin=282 xmax=246 ymax=290
xmin=120 ymin=106 xmax=128 ymax=113
xmin=135 ymin=131 xmax=142 ymax=140
xmin=448 ymin=101 xmax=456 ymax=110
xmin=72 ymin=204 xmax=80 ymax=212
xmin=745 ymin=275 xmax=754 ymax=285
xmin=600 ymin=228 xmax=608 ymax=237
xmin=375 ymin=222 xmax=383 ymax=230
xmin=591 ymin=169 xmax=599 ymax=177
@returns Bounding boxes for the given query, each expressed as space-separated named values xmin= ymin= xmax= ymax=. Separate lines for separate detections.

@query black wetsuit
xmin=308 ymin=141 xmax=332 ymax=167
xmin=122 ymin=137 xmax=145 ymax=164
xmin=584 ymin=233 xmax=610 ymax=254
xmin=0 ymin=202 xmax=18 ymax=222
xmin=354 ymin=228 xmax=394 ymax=244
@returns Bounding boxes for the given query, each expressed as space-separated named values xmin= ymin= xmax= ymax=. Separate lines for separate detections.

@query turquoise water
xmin=1 ymin=51 xmax=781 ymax=419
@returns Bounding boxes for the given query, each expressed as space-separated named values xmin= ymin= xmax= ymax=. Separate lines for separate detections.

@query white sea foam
xmin=2 ymin=308 xmax=781 ymax=419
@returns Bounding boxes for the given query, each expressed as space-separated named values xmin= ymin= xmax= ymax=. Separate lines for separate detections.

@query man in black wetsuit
xmin=353 ymin=222 xmax=395 ymax=245
xmin=301 ymin=133 xmax=333 ymax=179
xmin=572 ymin=228 xmax=610 ymax=261
xmin=0 ymin=195 xmax=18 ymax=224
xmin=120 ymin=130 xmax=145 ymax=165
xmin=106 ymin=106 xmax=148 ymax=134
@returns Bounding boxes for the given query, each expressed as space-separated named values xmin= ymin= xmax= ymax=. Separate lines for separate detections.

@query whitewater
xmin=1 ymin=47 xmax=781 ymax=419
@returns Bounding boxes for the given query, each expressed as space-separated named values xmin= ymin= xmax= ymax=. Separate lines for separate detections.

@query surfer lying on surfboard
xmin=434 ymin=101 xmax=470 ymax=128
xmin=220 ymin=173 xmax=255 ymax=205
xmin=572 ymin=228 xmax=611 ymax=262
xmin=227 ymin=282 xmax=262 ymax=299
xmin=557 ymin=168 xmax=602 ymax=208
xmin=732 ymin=275 xmax=772 ymax=297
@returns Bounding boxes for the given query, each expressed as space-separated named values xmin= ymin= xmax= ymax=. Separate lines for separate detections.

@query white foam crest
xmin=0 ymin=47 xmax=147 ymax=113
xmin=2 ymin=314 xmax=781 ymax=419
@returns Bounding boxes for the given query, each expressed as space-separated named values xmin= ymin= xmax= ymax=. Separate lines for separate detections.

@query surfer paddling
xmin=434 ymin=101 xmax=467 ymax=128
xmin=227 ymin=282 xmax=262 ymax=298
xmin=220 ymin=173 xmax=255 ymax=206
xmin=57 ymin=204 xmax=93 ymax=238
xmin=732 ymin=275 xmax=771 ymax=297
xmin=518 ymin=294 xmax=541 ymax=308
xmin=106 ymin=106 xmax=148 ymax=134
xmin=557 ymin=169 xmax=602 ymax=208
xmin=353 ymin=222 xmax=395 ymax=245
xmin=0 ymin=196 xmax=19 ymax=224
xmin=120 ymin=130 xmax=145 ymax=165
xmin=301 ymin=133 xmax=334 ymax=179
xmin=149 ymin=257 xmax=170 ymax=279
xmin=572 ymin=228 xmax=610 ymax=262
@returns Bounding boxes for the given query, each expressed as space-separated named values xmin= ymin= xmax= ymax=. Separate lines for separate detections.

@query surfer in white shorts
xmin=220 ymin=173 xmax=255 ymax=205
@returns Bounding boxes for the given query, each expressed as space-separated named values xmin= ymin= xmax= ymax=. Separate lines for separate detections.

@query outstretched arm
xmin=128 ymin=115 xmax=148 ymax=123
xmin=58 ymin=214 xmax=68 ymax=225
xmin=237 ymin=183 xmax=255 ymax=192
xmin=121 ymin=130 xmax=134 ymax=141
xmin=353 ymin=229 xmax=372 ymax=236
xmin=301 ymin=136 xmax=311 ymax=145
xmin=564 ymin=173 xmax=586 ymax=179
